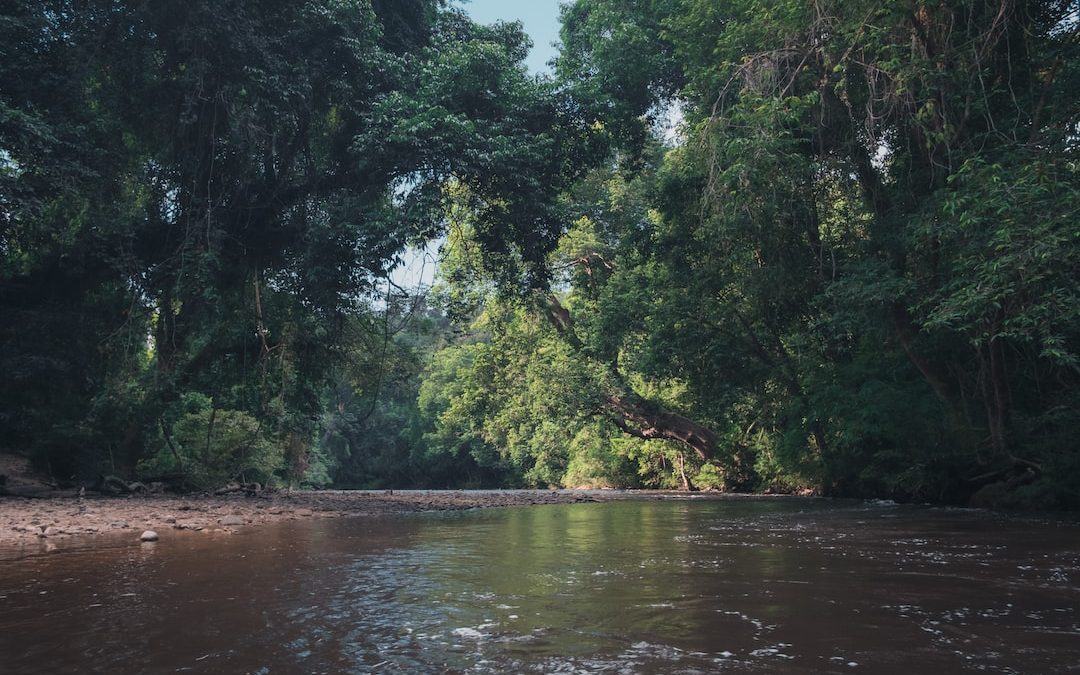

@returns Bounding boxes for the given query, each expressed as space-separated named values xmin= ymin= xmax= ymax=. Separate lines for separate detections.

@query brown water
xmin=1 ymin=497 xmax=1079 ymax=674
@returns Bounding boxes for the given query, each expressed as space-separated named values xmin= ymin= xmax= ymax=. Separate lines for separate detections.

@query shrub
xmin=139 ymin=408 xmax=283 ymax=490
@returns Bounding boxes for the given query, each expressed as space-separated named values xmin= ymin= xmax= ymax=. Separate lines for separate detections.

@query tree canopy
xmin=2 ymin=0 xmax=1078 ymax=508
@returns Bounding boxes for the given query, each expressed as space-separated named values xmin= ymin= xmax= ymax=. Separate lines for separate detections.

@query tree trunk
xmin=888 ymin=302 xmax=956 ymax=408
xmin=676 ymin=452 xmax=694 ymax=491
xmin=983 ymin=335 xmax=1011 ymax=456
xmin=540 ymin=294 xmax=718 ymax=461
xmin=606 ymin=394 xmax=717 ymax=462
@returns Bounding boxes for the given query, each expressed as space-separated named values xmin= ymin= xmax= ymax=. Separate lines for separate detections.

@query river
xmin=1 ymin=497 xmax=1079 ymax=673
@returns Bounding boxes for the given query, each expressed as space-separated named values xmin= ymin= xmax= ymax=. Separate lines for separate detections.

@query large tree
xmin=547 ymin=0 xmax=1080 ymax=503
xmin=0 ymin=0 xmax=593 ymax=484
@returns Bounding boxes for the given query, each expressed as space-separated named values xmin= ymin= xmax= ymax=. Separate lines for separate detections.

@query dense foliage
xmin=535 ymin=0 xmax=1080 ymax=505
xmin=3 ymin=0 xmax=1078 ymax=507
xmin=419 ymin=0 xmax=1080 ymax=505
xmin=0 ymin=0 xmax=587 ymax=487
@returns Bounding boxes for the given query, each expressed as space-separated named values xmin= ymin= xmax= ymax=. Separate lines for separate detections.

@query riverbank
xmin=0 ymin=489 xmax=624 ymax=544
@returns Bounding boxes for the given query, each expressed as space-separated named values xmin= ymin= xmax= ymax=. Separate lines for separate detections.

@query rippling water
xmin=2 ymin=497 xmax=1080 ymax=673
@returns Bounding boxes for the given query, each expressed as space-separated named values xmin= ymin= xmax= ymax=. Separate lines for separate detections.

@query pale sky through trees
xmin=390 ymin=1 xmax=563 ymax=290
xmin=458 ymin=0 xmax=562 ymax=73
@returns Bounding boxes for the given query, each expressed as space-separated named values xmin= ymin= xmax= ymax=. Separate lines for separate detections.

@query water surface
xmin=2 ymin=497 xmax=1079 ymax=673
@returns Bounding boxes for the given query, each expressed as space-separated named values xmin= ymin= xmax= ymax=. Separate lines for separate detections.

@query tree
xmin=549 ymin=0 xmax=1080 ymax=504
xmin=0 ymin=0 xmax=598 ymax=488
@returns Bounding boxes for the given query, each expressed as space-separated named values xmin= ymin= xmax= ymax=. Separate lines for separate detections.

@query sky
xmin=455 ymin=0 xmax=563 ymax=74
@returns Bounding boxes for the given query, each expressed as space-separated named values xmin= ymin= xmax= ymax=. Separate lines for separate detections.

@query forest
xmin=2 ymin=0 xmax=1078 ymax=508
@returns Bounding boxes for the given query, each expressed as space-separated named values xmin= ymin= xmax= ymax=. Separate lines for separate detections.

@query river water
xmin=1 ymin=497 xmax=1079 ymax=674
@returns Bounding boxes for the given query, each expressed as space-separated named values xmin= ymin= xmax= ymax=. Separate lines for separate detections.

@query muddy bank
xmin=0 ymin=489 xmax=622 ymax=544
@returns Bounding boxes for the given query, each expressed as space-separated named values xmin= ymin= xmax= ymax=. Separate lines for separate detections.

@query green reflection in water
xmin=394 ymin=501 xmax=805 ymax=658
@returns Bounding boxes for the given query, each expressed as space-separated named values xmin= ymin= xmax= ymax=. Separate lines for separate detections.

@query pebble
xmin=221 ymin=515 xmax=244 ymax=526
xmin=140 ymin=530 xmax=159 ymax=542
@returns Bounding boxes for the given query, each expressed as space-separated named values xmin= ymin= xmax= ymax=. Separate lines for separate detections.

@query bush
xmin=139 ymin=408 xmax=283 ymax=490
xmin=562 ymin=425 xmax=639 ymax=488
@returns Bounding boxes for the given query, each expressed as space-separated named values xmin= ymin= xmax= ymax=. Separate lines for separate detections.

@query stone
xmin=295 ymin=508 xmax=313 ymax=517
xmin=109 ymin=520 xmax=129 ymax=529
xmin=140 ymin=530 xmax=159 ymax=542
xmin=43 ymin=526 xmax=61 ymax=537
xmin=220 ymin=515 xmax=244 ymax=526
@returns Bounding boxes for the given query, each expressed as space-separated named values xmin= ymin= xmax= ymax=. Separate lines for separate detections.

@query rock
xmin=110 ymin=520 xmax=129 ymax=529
xmin=220 ymin=515 xmax=244 ymax=526
xmin=451 ymin=627 xmax=484 ymax=640
xmin=99 ymin=475 xmax=130 ymax=496
xmin=295 ymin=508 xmax=313 ymax=517
xmin=140 ymin=530 xmax=159 ymax=542
xmin=164 ymin=516 xmax=176 ymax=524
xmin=43 ymin=526 xmax=62 ymax=537
xmin=22 ymin=524 xmax=43 ymax=534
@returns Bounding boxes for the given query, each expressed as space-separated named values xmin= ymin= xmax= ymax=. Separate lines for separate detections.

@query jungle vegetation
xmin=2 ymin=0 xmax=1078 ymax=508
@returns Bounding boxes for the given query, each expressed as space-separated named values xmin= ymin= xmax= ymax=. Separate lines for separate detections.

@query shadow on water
xmin=2 ymin=498 xmax=1080 ymax=673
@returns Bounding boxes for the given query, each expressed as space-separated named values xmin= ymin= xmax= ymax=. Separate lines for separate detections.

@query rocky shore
xmin=0 ymin=453 xmax=625 ymax=545
xmin=0 ymin=489 xmax=614 ymax=545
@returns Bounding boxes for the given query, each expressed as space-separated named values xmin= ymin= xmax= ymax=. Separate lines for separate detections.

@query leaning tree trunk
xmin=605 ymin=393 xmax=717 ymax=462
xmin=540 ymin=294 xmax=718 ymax=462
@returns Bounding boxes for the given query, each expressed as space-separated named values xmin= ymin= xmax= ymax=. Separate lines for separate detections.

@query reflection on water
xmin=2 ymin=498 xmax=1080 ymax=673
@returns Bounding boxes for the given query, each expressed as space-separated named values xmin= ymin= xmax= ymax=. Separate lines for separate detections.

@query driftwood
xmin=213 ymin=482 xmax=263 ymax=496
xmin=91 ymin=476 xmax=159 ymax=496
